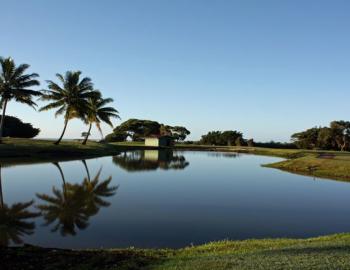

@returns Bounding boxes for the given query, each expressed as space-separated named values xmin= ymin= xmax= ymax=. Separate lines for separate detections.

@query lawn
xmin=1 ymin=138 xmax=350 ymax=180
xmin=3 ymin=233 xmax=350 ymax=270
xmin=175 ymin=144 xmax=350 ymax=181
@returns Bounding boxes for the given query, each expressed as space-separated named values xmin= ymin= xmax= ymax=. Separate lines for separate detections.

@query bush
xmin=0 ymin=115 xmax=40 ymax=138
xmin=104 ymin=132 xmax=128 ymax=142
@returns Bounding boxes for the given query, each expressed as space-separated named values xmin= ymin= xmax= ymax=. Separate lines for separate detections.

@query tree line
xmin=291 ymin=121 xmax=350 ymax=151
xmin=199 ymin=130 xmax=254 ymax=147
xmin=0 ymin=57 xmax=120 ymax=144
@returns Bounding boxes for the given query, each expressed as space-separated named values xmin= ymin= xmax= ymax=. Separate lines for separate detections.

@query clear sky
xmin=2 ymin=0 xmax=350 ymax=142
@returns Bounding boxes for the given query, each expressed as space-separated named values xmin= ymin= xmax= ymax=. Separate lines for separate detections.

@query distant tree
xmin=221 ymin=131 xmax=242 ymax=146
xmin=247 ymin=139 xmax=254 ymax=147
xmin=291 ymin=127 xmax=320 ymax=149
xmin=113 ymin=119 xmax=161 ymax=141
xmin=330 ymin=121 xmax=350 ymax=151
xmin=104 ymin=131 xmax=128 ymax=142
xmin=106 ymin=119 xmax=190 ymax=142
xmin=82 ymin=91 xmax=120 ymax=145
xmin=170 ymin=126 xmax=190 ymax=141
xmin=160 ymin=125 xmax=191 ymax=142
xmin=40 ymin=71 xmax=96 ymax=145
xmin=200 ymin=130 xmax=244 ymax=146
xmin=235 ymin=137 xmax=244 ymax=146
xmin=200 ymin=131 xmax=222 ymax=145
xmin=254 ymin=141 xmax=297 ymax=149
xmin=291 ymin=121 xmax=350 ymax=151
xmin=316 ymin=127 xmax=335 ymax=150
xmin=0 ymin=116 xmax=40 ymax=138
xmin=0 ymin=57 xmax=41 ymax=142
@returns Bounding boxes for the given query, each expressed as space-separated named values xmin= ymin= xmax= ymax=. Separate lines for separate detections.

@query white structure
xmin=145 ymin=136 xmax=173 ymax=147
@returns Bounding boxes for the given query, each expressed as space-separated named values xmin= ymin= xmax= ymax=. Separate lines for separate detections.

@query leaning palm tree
xmin=40 ymin=71 xmax=96 ymax=145
xmin=82 ymin=90 xmax=120 ymax=145
xmin=0 ymin=57 xmax=40 ymax=142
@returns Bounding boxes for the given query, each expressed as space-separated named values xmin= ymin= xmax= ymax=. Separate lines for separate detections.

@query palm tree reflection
xmin=0 ymin=164 xmax=40 ymax=246
xmin=36 ymin=161 xmax=117 ymax=236
xmin=81 ymin=160 xmax=118 ymax=216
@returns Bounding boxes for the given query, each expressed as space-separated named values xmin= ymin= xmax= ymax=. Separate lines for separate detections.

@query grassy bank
xmin=176 ymin=144 xmax=350 ymax=181
xmin=3 ymin=233 xmax=350 ymax=270
xmin=0 ymin=138 xmax=158 ymax=165
xmin=1 ymin=139 xmax=350 ymax=180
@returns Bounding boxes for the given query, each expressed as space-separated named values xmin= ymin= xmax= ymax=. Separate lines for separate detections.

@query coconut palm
xmin=0 ymin=57 xmax=40 ymax=142
xmin=82 ymin=90 xmax=120 ymax=145
xmin=0 ymin=165 xmax=40 ymax=246
xmin=40 ymin=71 xmax=96 ymax=145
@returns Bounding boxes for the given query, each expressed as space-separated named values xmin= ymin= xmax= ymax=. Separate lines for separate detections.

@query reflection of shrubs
xmin=0 ymin=115 xmax=40 ymax=138
xmin=113 ymin=150 xmax=189 ymax=171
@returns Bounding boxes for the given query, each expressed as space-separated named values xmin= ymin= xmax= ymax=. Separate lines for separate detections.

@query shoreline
xmin=1 ymin=138 xmax=350 ymax=181
xmin=2 ymin=139 xmax=350 ymax=269
xmin=3 ymin=233 xmax=350 ymax=270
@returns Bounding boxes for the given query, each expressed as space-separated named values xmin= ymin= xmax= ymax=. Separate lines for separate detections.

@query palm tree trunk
xmin=54 ymin=118 xmax=69 ymax=145
xmin=53 ymin=162 xmax=67 ymax=200
xmin=0 ymin=164 xmax=3 ymax=208
xmin=0 ymin=99 xmax=8 ymax=143
xmin=82 ymin=160 xmax=91 ymax=182
xmin=82 ymin=123 xmax=92 ymax=145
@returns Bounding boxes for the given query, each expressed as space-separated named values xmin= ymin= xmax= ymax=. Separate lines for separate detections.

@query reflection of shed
xmin=145 ymin=136 xmax=173 ymax=147
xmin=144 ymin=150 xmax=173 ymax=161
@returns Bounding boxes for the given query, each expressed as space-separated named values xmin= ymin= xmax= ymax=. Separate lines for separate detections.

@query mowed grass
xmin=1 ymin=139 xmax=350 ymax=180
xmin=148 ymin=233 xmax=350 ymax=270
xmin=4 ymin=234 xmax=350 ymax=270
xmin=0 ymin=138 xmax=123 ymax=164
xmin=264 ymin=152 xmax=350 ymax=181
xmin=176 ymin=144 xmax=350 ymax=181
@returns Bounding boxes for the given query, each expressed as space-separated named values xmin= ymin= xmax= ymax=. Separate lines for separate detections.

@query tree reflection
xmin=113 ymin=150 xmax=189 ymax=172
xmin=81 ymin=160 xmax=118 ymax=216
xmin=36 ymin=162 xmax=117 ymax=236
xmin=0 ymin=164 xmax=40 ymax=246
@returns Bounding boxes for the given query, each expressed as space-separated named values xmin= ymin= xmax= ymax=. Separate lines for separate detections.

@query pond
xmin=1 ymin=150 xmax=350 ymax=249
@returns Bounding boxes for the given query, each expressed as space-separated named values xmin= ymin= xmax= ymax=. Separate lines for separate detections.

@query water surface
xmin=1 ymin=150 xmax=350 ymax=248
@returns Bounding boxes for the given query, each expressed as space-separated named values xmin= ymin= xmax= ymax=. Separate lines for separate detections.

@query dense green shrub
xmin=0 ymin=115 xmax=40 ymax=138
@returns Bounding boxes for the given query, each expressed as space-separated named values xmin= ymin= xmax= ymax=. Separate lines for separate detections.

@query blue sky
xmin=2 ymin=0 xmax=350 ymax=141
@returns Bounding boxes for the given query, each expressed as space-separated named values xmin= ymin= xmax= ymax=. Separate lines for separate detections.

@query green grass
xmin=264 ymin=153 xmax=350 ymax=181
xmin=176 ymin=144 xmax=350 ymax=181
xmin=0 ymin=138 xmax=157 ymax=165
xmin=0 ymin=138 xmax=123 ymax=163
xmin=149 ymin=233 xmax=350 ymax=270
xmin=1 ymin=139 xmax=350 ymax=180
xmin=4 ymin=233 xmax=350 ymax=270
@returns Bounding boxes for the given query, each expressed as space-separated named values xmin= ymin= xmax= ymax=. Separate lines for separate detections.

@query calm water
xmin=1 ymin=150 xmax=350 ymax=249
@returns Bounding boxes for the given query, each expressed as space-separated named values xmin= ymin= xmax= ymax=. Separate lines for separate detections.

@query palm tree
xmin=40 ymin=71 xmax=96 ymax=145
xmin=82 ymin=90 xmax=120 ymax=145
xmin=0 ymin=57 xmax=40 ymax=142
